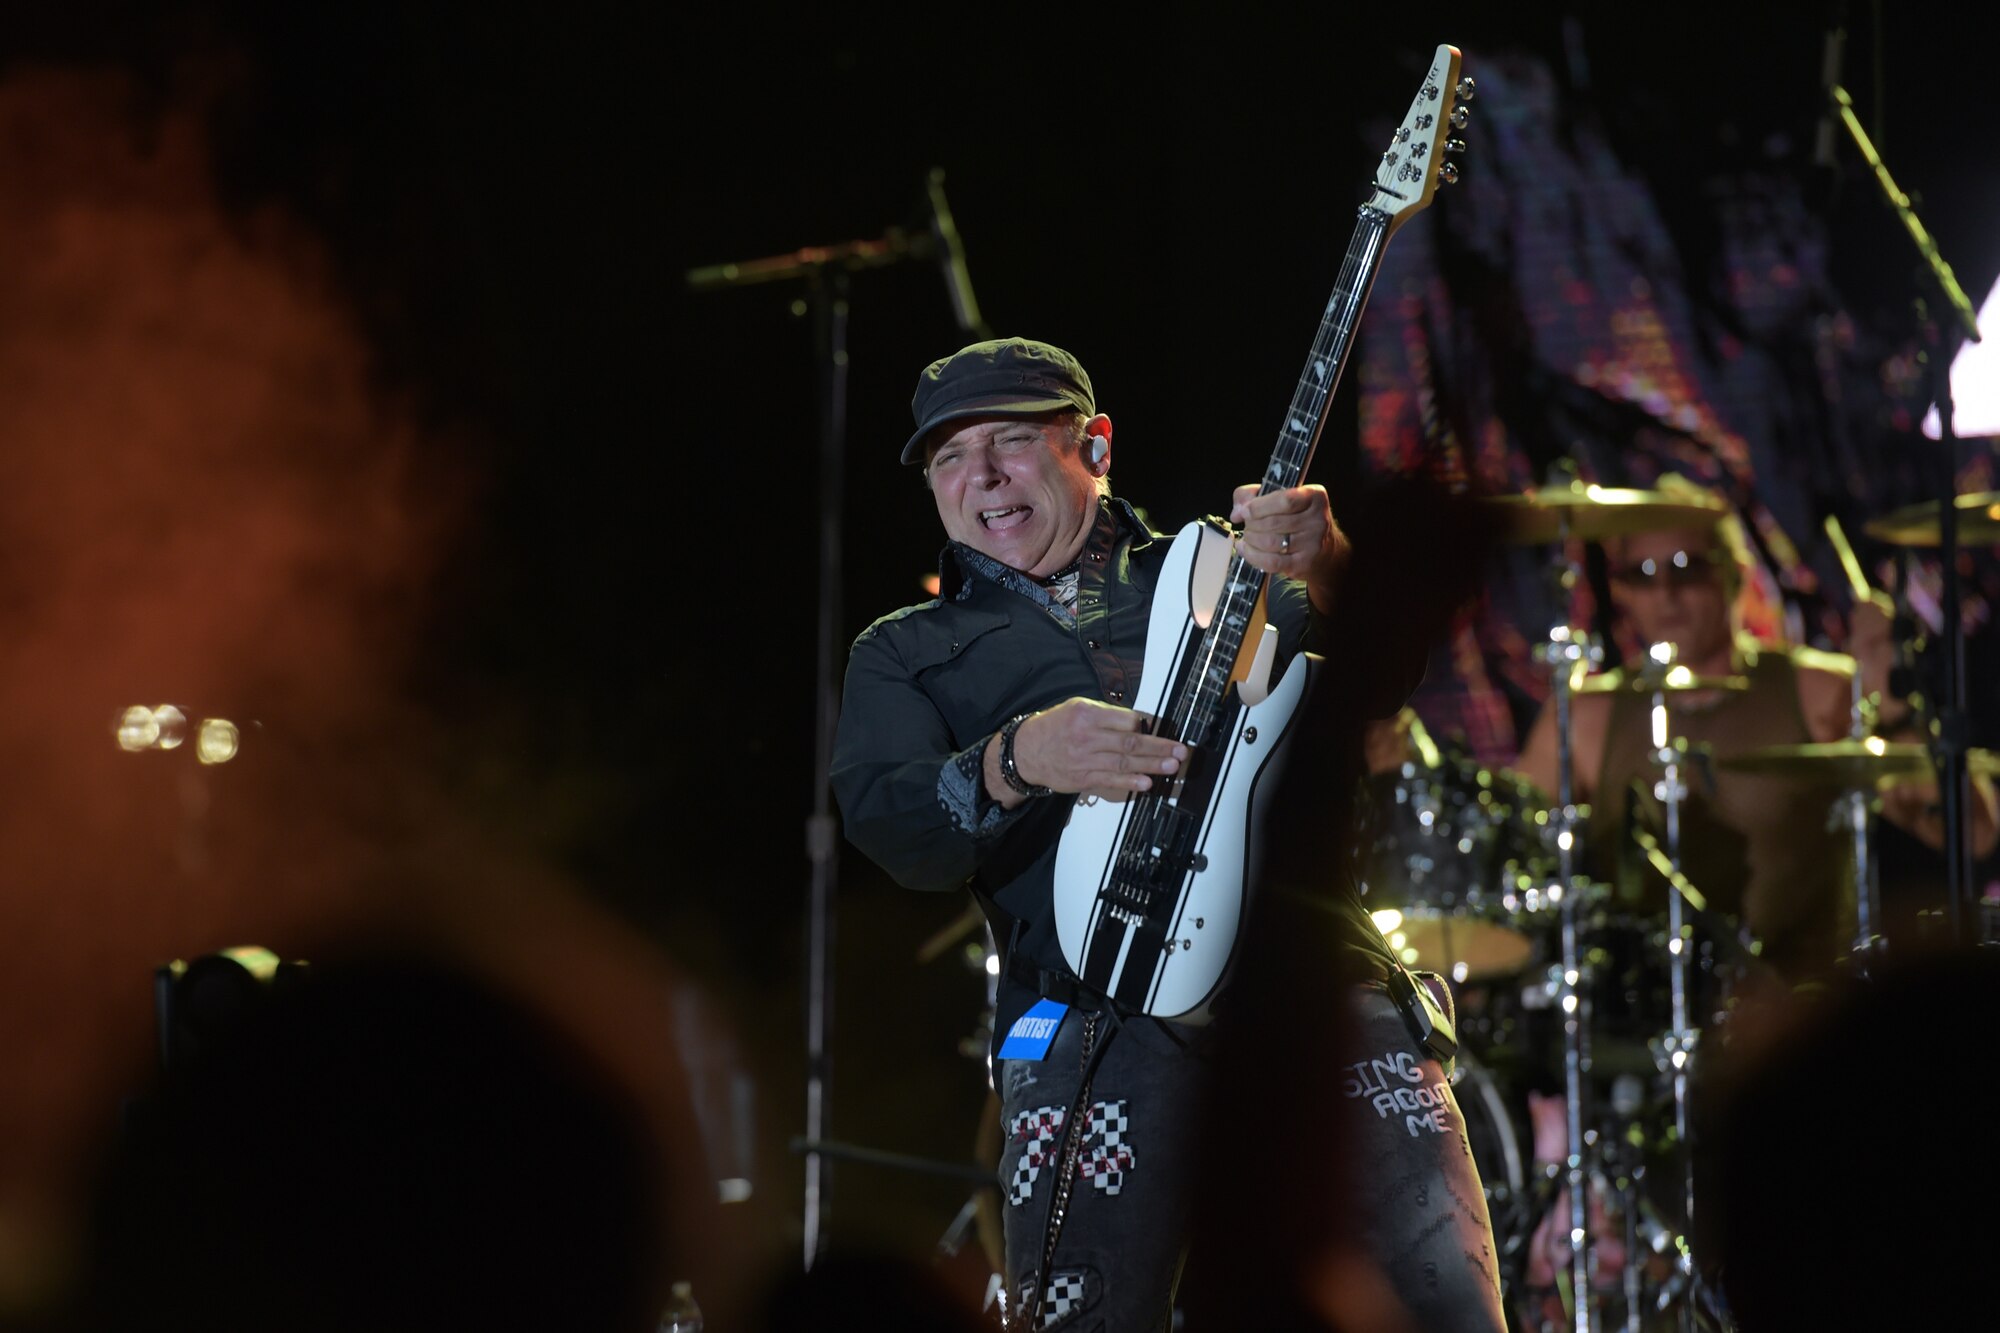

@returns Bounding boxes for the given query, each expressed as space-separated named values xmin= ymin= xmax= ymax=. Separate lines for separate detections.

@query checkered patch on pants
xmin=1007 ymin=1106 xmax=1068 ymax=1206
xmin=1008 ymin=1100 xmax=1136 ymax=1206
xmin=1078 ymin=1099 xmax=1133 ymax=1195
xmin=1015 ymin=1268 xmax=1098 ymax=1330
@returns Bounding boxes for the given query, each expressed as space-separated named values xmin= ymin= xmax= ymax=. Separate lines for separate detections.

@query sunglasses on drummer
xmin=1610 ymin=550 xmax=1727 ymax=589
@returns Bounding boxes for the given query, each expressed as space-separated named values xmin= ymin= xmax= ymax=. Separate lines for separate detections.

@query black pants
xmin=995 ymin=1007 xmax=1203 ymax=1332
xmin=993 ymin=984 xmax=1505 ymax=1332
xmin=1342 ymin=981 xmax=1508 ymax=1332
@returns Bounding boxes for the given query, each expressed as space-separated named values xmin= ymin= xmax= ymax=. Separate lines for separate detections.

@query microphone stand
xmin=1826 ymin=85 xmax=1984 ymax=944
xmin=686 ymin=180 xmax=990 ymax=1270
xmin=693 ymin=250 xmax=854 ymax=1274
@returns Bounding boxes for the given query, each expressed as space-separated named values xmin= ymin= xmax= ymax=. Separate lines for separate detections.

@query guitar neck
xmin=1058 ymin=45 xmax=1469 ymax=1018
xmin=1265 ymin=205 xmax=1391 ymax=495
xmin=1166 ymin=207 xmax=1393 ymax=749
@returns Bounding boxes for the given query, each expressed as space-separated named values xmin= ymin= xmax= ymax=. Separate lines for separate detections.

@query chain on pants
xmin=994 ymin=1010 xmax=1205 ymax=1332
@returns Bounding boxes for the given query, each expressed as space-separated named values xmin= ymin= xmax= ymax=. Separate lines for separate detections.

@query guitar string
xmin=1165 ymin=210 xmax=1384 ymax=749
xmin=1131 ymin=83 xmax=1443 ymax=758
xmin=1100 ymin=211 xmax=1391 ymax=944
xmin=1083 ymin=64 xmax=1454 ymax=990
xmin=1126 ymin=213 xmax=1382 ymax=830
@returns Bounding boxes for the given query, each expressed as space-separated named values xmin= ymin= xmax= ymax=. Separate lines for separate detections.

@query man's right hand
xmin=987 ymin=698 xmax=1190 ymax=806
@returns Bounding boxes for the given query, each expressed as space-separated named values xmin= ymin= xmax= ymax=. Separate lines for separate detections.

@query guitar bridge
xmin=1106 ymin=876 xmax=1154 ymax=912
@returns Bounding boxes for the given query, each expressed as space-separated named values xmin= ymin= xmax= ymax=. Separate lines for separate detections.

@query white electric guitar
xmin=1053 ymin=44 xmax=1472 ymax=1019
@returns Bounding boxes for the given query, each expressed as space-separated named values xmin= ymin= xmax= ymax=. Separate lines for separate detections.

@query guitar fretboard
xmin=1166 ymin=205 xmax=1391 ymax=749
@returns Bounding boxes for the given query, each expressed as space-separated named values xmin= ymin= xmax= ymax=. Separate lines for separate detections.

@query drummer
xmin=1510 ymin=481 xmax=1996 ymax=986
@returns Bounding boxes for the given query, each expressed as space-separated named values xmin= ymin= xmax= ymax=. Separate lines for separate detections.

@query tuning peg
xmin=1451 ymin=104 xmax=1470 ymax=129
xmin=1439 ymin=161 xmax=1461 ymax=185
xmin=1456 ymin=76 xmax=1475 ymax=101
xmin=1444 ymin=138 xmax=1466 ymax=155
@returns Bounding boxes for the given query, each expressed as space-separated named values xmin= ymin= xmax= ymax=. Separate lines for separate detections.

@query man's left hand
xmin=1230 ymin=482 xmax=1350 ymax=613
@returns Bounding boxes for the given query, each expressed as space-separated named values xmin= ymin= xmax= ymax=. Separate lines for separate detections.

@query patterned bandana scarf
xmin=1042 ymin=562 xmax=1080 ymax=620
xmin=950 ymin=544 xmax=1082 ymax=628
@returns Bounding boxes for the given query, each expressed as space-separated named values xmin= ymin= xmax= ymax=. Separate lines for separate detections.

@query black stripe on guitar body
xmin=1074 ymin=596 xmax=1220 ymax=998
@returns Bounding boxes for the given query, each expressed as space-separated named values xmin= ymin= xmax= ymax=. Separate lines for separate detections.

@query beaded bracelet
xmin=998 ymin=712 xmax=1051 ymax=798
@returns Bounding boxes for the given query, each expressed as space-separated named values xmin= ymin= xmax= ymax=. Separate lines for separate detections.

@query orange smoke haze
xmin=0 ymin=65 xmax=745 ymax=1318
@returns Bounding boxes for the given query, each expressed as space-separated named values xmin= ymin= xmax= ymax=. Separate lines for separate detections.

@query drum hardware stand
xmin=1636 ymin=653 xmax=1706 ymax=1333
xmin=785 ymin=1135 xmax=1001 ymax=1262
xmin=1531 ymin=511 xmax=1603 ymax=1333
xmin=1826 ymin=82 xmax=1983 ymax=944
xmin=1617 ymin=1161 xmax=1644 ymax=1333
xmin=1628 ymin=653 xmax=1745 ymax=1332
xmin=1842 ymin=670 xmax=1886 ymax=973
xmin=1826 ymin=511 xmax=1902 ymax=973
xmin=1598 ymin=1081 xmax=1685 ymax=1333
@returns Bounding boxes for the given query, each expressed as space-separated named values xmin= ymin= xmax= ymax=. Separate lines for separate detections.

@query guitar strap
xmin=1004 ymin=948 xmax=1112 ymax=1013
xmin=1386 ymin=955 xmax=1460 ymax=1069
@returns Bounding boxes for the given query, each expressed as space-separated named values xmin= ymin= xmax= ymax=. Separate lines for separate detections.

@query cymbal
xmin=1717 ymin=738 xmax=2000 ymax=786
xmin=1861 ymin=491 xmax=2000 ymax=547
xmin=1573 ymin=666 xmax=1749 ymax=695
xmin=1482 ymin=481 xmax=1730 ymax=545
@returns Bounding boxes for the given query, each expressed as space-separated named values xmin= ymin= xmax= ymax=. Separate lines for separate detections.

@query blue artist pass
xmin=997 ymin=999 xmax=1069 ymax=1061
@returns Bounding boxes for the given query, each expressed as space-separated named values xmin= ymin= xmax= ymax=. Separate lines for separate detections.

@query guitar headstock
xmin=1365 ymin=43 xmax=1472 ymax=235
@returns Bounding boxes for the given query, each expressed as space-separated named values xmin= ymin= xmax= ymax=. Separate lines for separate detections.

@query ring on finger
xmin=1279 ymin=532 xmax=1292 ymax=553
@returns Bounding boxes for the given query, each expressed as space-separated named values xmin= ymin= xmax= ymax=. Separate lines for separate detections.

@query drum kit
xmin=1352 ymin=478 xmax=1999 ymax=1333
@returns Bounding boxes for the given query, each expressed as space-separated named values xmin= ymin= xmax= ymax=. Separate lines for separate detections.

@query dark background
xmin=4 ymin=0 xmax=1994 ymax=1314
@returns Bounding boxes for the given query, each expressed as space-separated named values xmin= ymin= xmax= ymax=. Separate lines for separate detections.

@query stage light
xmin=196 ymin=718 xmax=240 ymax=765
xmin=115 ymin=705 xmax=246 ymax=762
xmin=1922 ymin=275 xmax=2000 ymax=440
xmin=116 ymin=706 xmax=157 ymax=751
xmin=152 ymin=706 xmax=187 ymax=749
xmin=1370 ymin=908 xmax=1405 ymax=935
xmin=116 ymin=704 xmax=189 ymax=751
